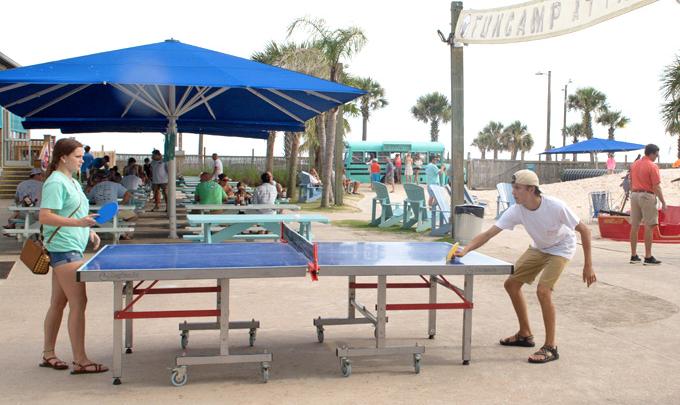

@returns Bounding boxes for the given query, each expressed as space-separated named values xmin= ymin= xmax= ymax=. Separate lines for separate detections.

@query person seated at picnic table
xmin=253 ymin=172 xmax=278 ymax=214
xmin=217 ymin=173 xmax=235 ymax=198
xmin=87 ymin=172 xmax=134 ymax=239
xmin=234 ymin=182 xmax=252 ymax=206
xmin=121 ymin=164 xmax=144 ymax=192
xmin=123 ymin=157 xmax=138 ymax=176
xmin=4 ymin=168 xmax=44 ymax=230
xmin=91 ymin=155 xmax=110 ymax=172
xmin=194 ymin=171 xmax=228 ymax=205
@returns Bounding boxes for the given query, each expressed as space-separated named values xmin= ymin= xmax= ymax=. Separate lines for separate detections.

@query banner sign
xmin=454 ymin=0 xmax=658 ymax=44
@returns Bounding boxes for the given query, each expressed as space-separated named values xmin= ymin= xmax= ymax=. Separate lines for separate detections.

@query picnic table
xmin=183 ymin=203 xmax=300 ymax=214
xmin=3 ymin=204 xmax=136 ymax=243
xmin=185 ymin=213 xmax=329 ymax=243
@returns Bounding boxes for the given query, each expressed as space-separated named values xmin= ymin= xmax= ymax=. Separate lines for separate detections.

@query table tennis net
xmin=281 ymin=223 xmax=316 ymax=262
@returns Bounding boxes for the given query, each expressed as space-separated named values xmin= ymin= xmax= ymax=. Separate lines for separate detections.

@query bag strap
xmin=42 ymin=200 xmax=83 ymax=244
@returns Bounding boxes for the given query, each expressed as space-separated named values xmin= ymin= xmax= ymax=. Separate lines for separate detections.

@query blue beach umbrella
xmin=0 ymin=39 xmax=364 ymax=237
xmin=541 ymin=137 xmax=645 ymax=154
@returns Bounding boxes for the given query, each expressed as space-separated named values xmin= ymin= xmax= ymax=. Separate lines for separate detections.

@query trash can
xmin=454 ymin=205 xmax=485 ymax=245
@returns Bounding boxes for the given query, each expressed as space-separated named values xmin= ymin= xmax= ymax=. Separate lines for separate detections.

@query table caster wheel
xmin=317 ymin=327 xmax=324 ymax=343
xmin=180 ymin=331 xmax=189 ymax=349
xmin=113 ymin=378 xmax=121 ymax=385
xmin=249 ymin=329 xmax=257 ymax=347
xmin=261 ymin=363 xmax=270 ymax=383
xmin=170 ymin=366 xmax=188 ymax=387
xmin=125 ymin=348 xmax=133 ymax=354
xmin=413 ymin=354 xmax=422 ymax=374
xmin=463 ymin=360 xmax=470 ymax=366
xmin=428 ymin=334 xmax=435 ymax=340
xmin=340 ymin=358 xmax=352 ymax=377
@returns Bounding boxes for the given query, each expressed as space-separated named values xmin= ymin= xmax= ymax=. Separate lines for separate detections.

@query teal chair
xmin=496 ymin=183 xmax=515 ymax=218
xmin=428 ymin=185 xmax=451 ymax=236
xmin=403 ymin=183 xmax=431 ymax=232
xmin=370 ymin=182 xmax=404 ymax=227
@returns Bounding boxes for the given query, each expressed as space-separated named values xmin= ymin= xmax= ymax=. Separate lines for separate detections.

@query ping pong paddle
xmin=446 ymin=242 xmax=461 ymax=264
xmin=95 ymin=201 xmax=119 ymax=224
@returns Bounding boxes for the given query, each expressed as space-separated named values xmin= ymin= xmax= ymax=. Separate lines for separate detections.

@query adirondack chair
xmin=298 ymin=171 xmax=322 ymax=203
xmin=402 ymin=183 xmax=431 ymax=232
xmin=496 ymin=183 xmax=515 ymax=218
xmin=370 ymin=182 xmax=404 ymax=227
xmin=429 ymin=185 xmax=452 ymax=236
xmin=589 ymin=191 xmax=611 ymax=221
xmin=446 ymin=184 xmax=487 ymax=207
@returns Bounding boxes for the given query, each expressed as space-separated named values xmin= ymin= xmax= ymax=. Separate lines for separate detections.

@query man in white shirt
xmin=459 ymin=170 xmax=596 ymax=364
xmin=252 ymin=172 xmax=278 ymax=214
xmin=211 ymin=153 xmax=223 ymax=181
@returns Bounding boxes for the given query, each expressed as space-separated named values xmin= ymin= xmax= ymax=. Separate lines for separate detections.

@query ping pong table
xmin=77 ymin=224 xmax=512 ymax=386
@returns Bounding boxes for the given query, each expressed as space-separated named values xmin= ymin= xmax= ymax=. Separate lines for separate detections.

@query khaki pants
xmin=509 ymin=248 xmax=569 ymax=289
xmin=630 ymin=192 xmax=658 ymax=227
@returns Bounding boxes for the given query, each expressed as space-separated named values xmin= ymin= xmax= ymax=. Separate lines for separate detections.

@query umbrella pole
xmin=167 ymin=86 xmax=178 ymax=239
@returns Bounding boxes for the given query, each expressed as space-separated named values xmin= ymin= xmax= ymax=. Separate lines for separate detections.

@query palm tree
xmin=471 ymin=131 xmax=492 ymax=159
xmin=568 ymin=87 xmax=607 ymax=162
xmin=518 ymin=133 xmax=534 ymax=161
xmin=564 ymin=123 xmax=586 ymax=161
xmin=252 ymin=41 xmax=328 ymax=196
xmin=479 ymin=121 xmax=505 ymax=159
xmin=596 ymin=108 xmax=630 ymax=140
xmin=501 ymin=120 xmax=529 ymax=161
xmin=288 ymin=17 xmax=367 ymax=207
xmin=661 ymin=54 xmax=680 ymax=159
xmin=348 ymin=76 xmax=388 ymax=141
xmin=411 ymin=92 xmax=452 ymax=142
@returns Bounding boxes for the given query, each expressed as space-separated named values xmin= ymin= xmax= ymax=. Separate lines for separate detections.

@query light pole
xmin=561 ymin=79 xmax=572 ymax=161
xmin=536 ymin=71 xmax=551 ymax=161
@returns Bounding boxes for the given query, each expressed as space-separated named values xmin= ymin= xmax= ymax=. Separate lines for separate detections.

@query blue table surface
xmin=79 ymin=244 xmax=310 ymax=272
xmin=78 ymin=242 xmax=509 ymax=272
xmin=315 ymin=242 xmax=507 ymax=267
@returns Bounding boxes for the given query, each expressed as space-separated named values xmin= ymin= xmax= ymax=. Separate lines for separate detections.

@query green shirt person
xmin=38 ymin=138 xmax=108 ymax=375
xmin=195 ymin=172 xmax=227 ymax=204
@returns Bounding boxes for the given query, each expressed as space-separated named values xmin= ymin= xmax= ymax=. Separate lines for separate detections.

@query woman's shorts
xmin=49 ymin=251 xmax=84 ymax=268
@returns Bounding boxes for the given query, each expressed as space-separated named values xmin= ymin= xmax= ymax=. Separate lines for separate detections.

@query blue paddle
xmin=95 ymin=201 xmax=119 ymax=224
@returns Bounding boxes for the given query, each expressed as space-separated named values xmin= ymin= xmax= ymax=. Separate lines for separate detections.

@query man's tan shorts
xmin=630 ymin=192 xmax=658 ymax=226
xmin=509 ymin=248 xmax=569 ymax=289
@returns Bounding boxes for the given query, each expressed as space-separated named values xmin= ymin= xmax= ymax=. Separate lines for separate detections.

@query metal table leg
xmin=428 ymin=275 xmax=437 ymax=339
xmin=124 ymin=281 xmax=133 ymax=354
xmin=462 ymin=274 xmax=474 ymax=365
xmin=112 ymin=281 xmax=123 ymax=385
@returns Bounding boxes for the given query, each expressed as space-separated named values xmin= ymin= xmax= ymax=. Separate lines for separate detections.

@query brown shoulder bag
xmin=20 ymin=203 xmax=81 ymax=275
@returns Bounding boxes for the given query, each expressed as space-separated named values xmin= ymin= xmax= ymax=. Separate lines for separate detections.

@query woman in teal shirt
xmin=38 ymin=138 xmax=107 ymax=374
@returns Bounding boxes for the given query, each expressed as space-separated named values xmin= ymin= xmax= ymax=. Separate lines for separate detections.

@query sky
xmin=2 ymin=0 xmax=680 ymax=163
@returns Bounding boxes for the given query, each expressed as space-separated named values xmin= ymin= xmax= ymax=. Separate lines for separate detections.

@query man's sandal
xmin=70 ymin=362 xmax=109 ymax=375
xmin=499 ymin=333 xmax=536 ymax=347
xmin=528 ymin=345 xmax=559 ymax=364
xmin=39 ymin=356 xmax=69 ymax=370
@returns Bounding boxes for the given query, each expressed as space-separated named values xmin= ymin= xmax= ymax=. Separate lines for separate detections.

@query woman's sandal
xmin=528 ymin=345 xmax=559 ymax=364
xmin=499 ymin=333 xmax=536 ymax=347
xmin=70 ymin=362 xmax=109 ymax=375
xmin=39 ymin=356 xmax=69 ymax=370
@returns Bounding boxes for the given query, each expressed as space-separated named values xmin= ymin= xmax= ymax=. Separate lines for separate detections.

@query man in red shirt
xmin=629 ymin=144 xmax=667 ymax=265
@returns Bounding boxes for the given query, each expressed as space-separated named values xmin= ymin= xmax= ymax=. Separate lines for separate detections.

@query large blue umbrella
xmin=541 ymin=137 xmax=645 ymax=154
xmin=0 ymin=39 xmax=364 ymax=237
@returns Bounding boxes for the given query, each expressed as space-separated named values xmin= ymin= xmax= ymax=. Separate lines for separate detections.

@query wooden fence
xmin=115 ymin=154 xmax=310 ymax=175
xmin=465 ymin=159 xmax=673 ymax=190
